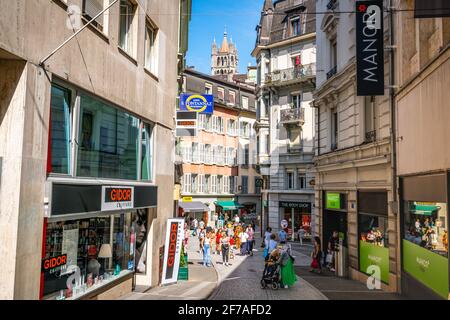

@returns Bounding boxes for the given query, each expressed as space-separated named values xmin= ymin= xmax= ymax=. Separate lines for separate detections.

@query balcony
xmin=267 ymin=63 xmax=316 ymax=87
xmin=326 ymin=66 xmax=337 ymax=80
xmin=280 ymin=108 xmax=305 ymax=126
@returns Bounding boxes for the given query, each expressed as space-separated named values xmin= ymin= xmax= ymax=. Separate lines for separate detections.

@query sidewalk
xmin=289 ymin=242 xmax=403 ymax=300
xmin=120 ymin=232 xmax=217 ymax=300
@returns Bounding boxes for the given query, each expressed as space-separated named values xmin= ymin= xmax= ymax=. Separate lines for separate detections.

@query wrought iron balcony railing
xmin=280 ymin=108 xmax=305 ymax=125
xmin=327 ymin=66 xmax=337 ymax=79
xmin=268 ymin=63 xmax=316 ymax=86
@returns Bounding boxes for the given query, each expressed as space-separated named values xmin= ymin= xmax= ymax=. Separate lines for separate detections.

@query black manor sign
xmin=356 ymin=0 xmax=384 ymax=96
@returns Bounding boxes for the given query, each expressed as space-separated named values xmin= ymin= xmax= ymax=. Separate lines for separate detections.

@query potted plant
xmin=178 ymin=244 xmax=189 ymax=280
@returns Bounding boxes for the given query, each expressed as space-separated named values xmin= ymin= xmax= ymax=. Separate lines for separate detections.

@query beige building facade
xmin=0 ymin=0 xmax=187 ymax=299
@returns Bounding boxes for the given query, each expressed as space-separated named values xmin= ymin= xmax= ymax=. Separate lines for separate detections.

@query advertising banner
xmin=179 ymin=94 xmax=214 ymax=114
xmin=161 ymin=218 xmax=185 ymax=285
xmin=356 ymin=0 xmax=385 ymax=96
xmin=359 ymin=241 xmax=389 ymax=284
xmin=403 ymin=240 xmax=449 ymax=299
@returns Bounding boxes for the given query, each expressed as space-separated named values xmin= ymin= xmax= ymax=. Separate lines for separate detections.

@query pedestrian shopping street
xmin=121 ymin=229 xmax=402 ymax=301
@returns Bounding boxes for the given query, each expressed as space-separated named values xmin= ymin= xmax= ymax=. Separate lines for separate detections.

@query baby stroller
xmin=260 ymin=256 xmax=281 ymax=290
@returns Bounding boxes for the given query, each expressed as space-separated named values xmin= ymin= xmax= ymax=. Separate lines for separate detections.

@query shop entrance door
xmin=323 ymin=209 xmax=348 ymax=275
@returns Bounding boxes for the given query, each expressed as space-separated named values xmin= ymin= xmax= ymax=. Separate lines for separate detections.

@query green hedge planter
xmin=178 ymin=254 xmax=189 ymax=280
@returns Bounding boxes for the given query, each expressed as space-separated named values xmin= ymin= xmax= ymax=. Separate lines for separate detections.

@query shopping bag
xmin=311 ymin=258 xmax=319 ymax=269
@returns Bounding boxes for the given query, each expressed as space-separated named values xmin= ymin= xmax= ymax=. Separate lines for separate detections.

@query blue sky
xmin=186 ymin=0 xmax=263 ymax=75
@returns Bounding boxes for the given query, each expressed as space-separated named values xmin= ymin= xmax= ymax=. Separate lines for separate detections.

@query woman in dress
xmin=279 ymin=242 xmax=297 ymax=288
xmin=310 ymin=236 xmax=322 ymax=274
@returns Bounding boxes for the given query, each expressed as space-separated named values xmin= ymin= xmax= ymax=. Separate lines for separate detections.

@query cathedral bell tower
xmin=211 ymin=27 xmax=239 ymax=81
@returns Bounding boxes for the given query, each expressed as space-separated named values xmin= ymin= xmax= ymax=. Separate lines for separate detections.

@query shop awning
xmin=179 ymin=201 xmax=209 ymax=213
xmin=214 ymin=201 xmax=244 ymax=211
xmin=411 ymin=204 xmax=440 ymax=216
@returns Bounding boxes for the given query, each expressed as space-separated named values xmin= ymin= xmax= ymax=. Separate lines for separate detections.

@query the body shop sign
xmin=161 ymin=218 xmax=185 ymax=285
xmin=360 ymin=241 xmax=389 ymax=284
xmin=101 ymin=186 xmax=134 ymax=211
xmin=356 ymin=1 xmax=384 ymax=96
xmin=403 ymin=240 xmax=449 ymax=299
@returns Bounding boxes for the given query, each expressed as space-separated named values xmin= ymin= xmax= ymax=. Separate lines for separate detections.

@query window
xmin=243 ymin=144 xmax=250 ymax=166
xmin=82 ymin=0 xmax=105 ymax=31
xmin=119 ymin=0 xmax=136 ymax=56
xmin=205 ymin=144 xmax=212 ymax=164
xmin=242 ymin=96 xmax=249 ymax=109
xmin=218 ymin=87 xmax=225 ymax=101
xmin=223 ymin=176 xmax=230 ymax=194
xmin=331 ymin=39 xmax=337 ymax=69
xmin=240 ymin=121 xmax=250 ymax=138
xmin=183 ymin=173 xmax=192 ymax=193
xmin=241 ymin=176 xmax=249 ymax=194
xmin=140 ymin=122 xmax=153 ymax=180
xmin=291 ymin=17 xmax=301 ymax=36
xmin=205 ymin=83 xmax=213 ymax=95
xmin=331 ymin=108 xmax=338 ymax=150
xmin=192 ymin=142 xmax=199 ymax=163
xmin=191 ymin=174 xmax=198 ymax=194
xmin=365 ymin=96 xmax=376 ymax=142
xmin=255 ymin=177 xmax=262 ymax=194
xmin=228 ymin=90 xmax=236 ymax=105
xmin=286 ymin=171 xmax=294 ymax=190
xmin=43 ymin=212 xmax=138 ymax=299
xmin=229 ymin=176 xmax=235 ymax=194
xmin=49 ymin=85 xmax=71 ymax=175
xmin=217 ymin=146 xmax=224 ymax=165
xmin=205 ymin=175 xmax=211 ymax=193
xmin=217 ymin=175 xmax=223 ymax=194
xmin=297 ymin=171 xmax=306 ymax=190
xmin=199 ymin=143 xmax=205 ymax=163
xmin=265 ymin=133 xmax=270 ymax=154
xmin=77 ymin=95 xmax=140 ymax=180
xmin=145 ymin=20 xmax=158 ymax=75
xmin=291 ymin=94 xmax=301 ymax=109
xmin=211 ymin=175 xmax=217 ymax=193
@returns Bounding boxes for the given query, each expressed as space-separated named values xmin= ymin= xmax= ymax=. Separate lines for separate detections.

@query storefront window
xmin=283 ymin=207 xmax=312 ymax=239
xmin=77 ymin=94 xmax=140 ymax=180
xmin=359 ymin=214 xmax=388 ymax=248
xmin=403 ymin=201 xmax=448 ymax=258
xmin=50 ymin=85 xmax=71 ymax=174
xmin=43 ymin=211 xmax=143 ymax=300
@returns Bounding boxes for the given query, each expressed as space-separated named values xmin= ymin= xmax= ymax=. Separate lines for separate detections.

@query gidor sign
xmin=356 ymin=1 xmax=384 ymax=96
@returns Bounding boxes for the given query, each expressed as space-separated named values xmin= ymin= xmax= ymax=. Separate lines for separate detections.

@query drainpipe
xmin=388 ymin=0 xmax=399 ymax=292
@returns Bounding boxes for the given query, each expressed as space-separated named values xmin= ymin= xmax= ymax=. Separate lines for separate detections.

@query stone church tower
xmin=211 ymin=28 xmax=238 ymax=81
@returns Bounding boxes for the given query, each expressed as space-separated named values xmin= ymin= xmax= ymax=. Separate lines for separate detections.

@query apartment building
xmin=178 ymin=69 xmax=260 ymax=226
xmin=253 ymin=0 xmax=317 ymax=239
xmin=0 ymin=0 xmax=190 ymax=299
xmin=313 ymin=0 xmax=397 ymax=291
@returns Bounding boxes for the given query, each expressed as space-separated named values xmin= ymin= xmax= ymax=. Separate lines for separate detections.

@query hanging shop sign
xmin=161 ymin=218 xmax=185 ymax=285
xmin=279 ymin=201 xmax=312 ymax=211
xmin=176 ymin=111 xmax=197 ymax=137
xmin=101 ymin=186 xmax=134 ymax=211
xmin=403 ymin=240 xmax=449 ymax=299
xmin=42 ymin=254 xmax=67 ymax=274
xmin=179 ymin=94 xmax=214 ymax=114
xmin=359 ymin=241 xmax=389 ymax=284
xmin=326 ymin=192 xmax=342 ymax=210
xmin=356 ymin=0 xmax=384 ymax=96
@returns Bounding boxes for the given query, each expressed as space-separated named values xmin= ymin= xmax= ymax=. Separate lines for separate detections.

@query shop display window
xmin=283 ymin=208 xmax=312 ymax=238
xmin=359 ymin=213 xmax=388 ymax=248
xmin=403 ymin=201 xmax=448 ymax=257
xmin=43 ymin=211 xmax=144 ymax=300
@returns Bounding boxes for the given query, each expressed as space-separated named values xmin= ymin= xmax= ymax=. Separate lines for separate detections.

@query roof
xmin=220 ymin=31 xmax=229 ymax=53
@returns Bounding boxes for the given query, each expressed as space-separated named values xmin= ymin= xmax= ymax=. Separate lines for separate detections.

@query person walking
xmin=220 ymin=231 xmax=230 ymax=266
xmin=199 ymin=219 xmax=205 ymax=230
xmin=310 ymin=236 xmax=322 ymax=274
xmin=278 ymin=228 xmax=288 ymax=244
xmin=246 ymin=224 xmax=255 ymax=256
xmin=268 ymin=233 xmax=278 ymax=253
xmin=263 ymin=227 xmax=272 ymax=258
xmin=198 ymin=228 xmax=205 ymax=254
xmin=203 ymin=231 xmax=212 ymax=267
xmin=239 ymin=228 xmax=249 ymax=255
xmin=192 ymin=218 xmax=198 ymax=236
xmin=327 ymin=231 xmax=339 ymax=272
xmin=280 ymin=243 xmax=297 ymax=288
xmin=298 ymin=227 xmax=305 ymax=245
xmin=215 ymin=229 xmax=222 ymax=255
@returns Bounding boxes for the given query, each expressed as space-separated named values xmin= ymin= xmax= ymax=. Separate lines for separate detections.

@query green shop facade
xmin=400 ymin=173 xmax=449 ymax=300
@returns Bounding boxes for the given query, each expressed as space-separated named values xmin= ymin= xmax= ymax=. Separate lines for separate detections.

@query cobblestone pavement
xmin=208 ymin=231 xmax=327 ymax=300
